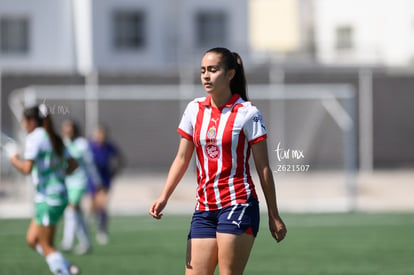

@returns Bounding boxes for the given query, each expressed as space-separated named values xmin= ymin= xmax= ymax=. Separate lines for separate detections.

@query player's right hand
xmin=4 ymin=142 xmax=20 ymax=159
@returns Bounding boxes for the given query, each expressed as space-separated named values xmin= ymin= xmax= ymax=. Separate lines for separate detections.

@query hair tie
xmin=39 ymin=103 xmax=48 ymax=118
xmin=232 ymin=52 xmax=242 ymax=69
xmin=232 ymin=52 xmax=238 ymax=63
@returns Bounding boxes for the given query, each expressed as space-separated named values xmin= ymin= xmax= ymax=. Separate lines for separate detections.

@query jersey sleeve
xmin=177 ymin=101 xmax=195 ymax=141
xmin=243 ymin=107 xmax=267 ymax=145
xmin=24 ymin=131 xmax=41 ymax=160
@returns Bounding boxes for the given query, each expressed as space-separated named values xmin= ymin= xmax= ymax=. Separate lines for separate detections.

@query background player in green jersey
xmin=60 ymin=119 xmax=102 ymax=254
xmin=10 ymin=104 xmax=80 ymax=275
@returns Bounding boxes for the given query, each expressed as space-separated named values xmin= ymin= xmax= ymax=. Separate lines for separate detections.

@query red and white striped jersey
xmin=177 ymin=94 xmax=267 ymax=211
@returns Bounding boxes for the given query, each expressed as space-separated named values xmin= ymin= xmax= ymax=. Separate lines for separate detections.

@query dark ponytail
xmin=71 ymin=120 xmax=81 ymax=139
xmin=23 ymin=104 xmax=65 ymax=158
xmin=205 ymin=47 xmax=248 ymax=101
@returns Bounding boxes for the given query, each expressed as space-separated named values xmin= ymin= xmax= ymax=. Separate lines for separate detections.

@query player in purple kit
xmin=88 ymin=125 xmax=123 ymax=244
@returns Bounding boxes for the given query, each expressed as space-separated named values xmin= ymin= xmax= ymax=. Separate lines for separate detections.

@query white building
xmin=248 ymin=0 xmax=315 ymax=62
xmin=0 ymin=0 xmax=249 ymax=73
xmin=0 ymin=0 xmax=75 ymax=72
xmin=314 ymin=0 xmax=414 ymax=66
xmin=7 ymin=0 xmax=413 ymax=70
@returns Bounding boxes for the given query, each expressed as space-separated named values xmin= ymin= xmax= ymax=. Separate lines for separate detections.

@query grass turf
xmin=0 ymin=213 xmax=413 ymax=275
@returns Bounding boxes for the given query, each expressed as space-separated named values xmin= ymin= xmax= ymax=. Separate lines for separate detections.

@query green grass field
xmin=0 ymin=213 xmax=413 ymax=275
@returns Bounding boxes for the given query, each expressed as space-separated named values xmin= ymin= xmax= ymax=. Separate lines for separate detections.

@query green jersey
xmin=24 ymin=127 xmax=68 ymax=206
xmin=64 ymin=137 xmax=101 ymax=189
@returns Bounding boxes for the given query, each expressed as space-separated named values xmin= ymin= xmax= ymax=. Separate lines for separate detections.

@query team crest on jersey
xmin=205 ymin=143 xmax=220 ymax=160
xmin=207 ymin=126 xmax=217 ymax=139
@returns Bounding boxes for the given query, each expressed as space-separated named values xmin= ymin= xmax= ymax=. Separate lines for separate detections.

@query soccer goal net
xmin=5 ymin=83 xmax=357 ymax=212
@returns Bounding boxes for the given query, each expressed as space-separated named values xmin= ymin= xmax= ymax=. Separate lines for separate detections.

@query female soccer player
xmin=88 ymin=125 xmax=122 ymax=245
xmin=149 ymin=47 xmax=287 ymax=274
xmin=10 ymin=105 xmax=79 ymax=275
xmin=61 ymin=119 xmax=101 ymax=254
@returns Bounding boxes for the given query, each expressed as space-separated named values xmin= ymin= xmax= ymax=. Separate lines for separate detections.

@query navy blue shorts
xmin=188 ymin=198 xmax=260 ymax=239
xmin=87 ymin=178 xmax=111 ymax=195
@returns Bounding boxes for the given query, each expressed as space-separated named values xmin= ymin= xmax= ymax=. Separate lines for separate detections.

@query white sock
xmin=46 ymin=252 xmax=70 ymax=275
xmin=36 ymin=244 xmax=44 ymax=256
xmin=62 ymin=207 xmax=77 ymax=249
xmin=75 ymin=210 xmax=91 ymax=247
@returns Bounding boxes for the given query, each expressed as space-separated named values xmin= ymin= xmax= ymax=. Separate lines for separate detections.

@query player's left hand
xmin=269 ymin=215 xmax=287 ymax=243
xmin=149 ymin=198 xmax=167 ymax=220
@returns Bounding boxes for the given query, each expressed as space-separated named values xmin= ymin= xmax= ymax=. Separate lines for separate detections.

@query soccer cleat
xmin=96 ymin=232 xmax=109 ymax=245
xmin=61 ymin=244 xmax=72 ymax=253
xmin=69 ymin=264 xmax=80 ymax=275
xmin=74 ymin=244 xmax=92 ymax=255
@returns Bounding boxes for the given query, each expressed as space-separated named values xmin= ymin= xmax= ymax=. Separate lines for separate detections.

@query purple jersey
xmin=88 ymin=140 xmax=118 ymax=188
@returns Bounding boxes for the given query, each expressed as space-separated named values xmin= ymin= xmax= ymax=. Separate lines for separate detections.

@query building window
xmin=195 ymin=11 xmax=227 ymax=48
xmin=335 ymin=26 xmax=353 ymax=50
xmin=113 ymin=10 xmax=146 ymax=51
xmin=0 ymin=17 xmax=30 ymax=54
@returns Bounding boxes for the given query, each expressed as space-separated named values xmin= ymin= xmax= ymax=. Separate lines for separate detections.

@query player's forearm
xmin=160 ymin=155 xmax=190 ymax=201
xmin=11 ymin=156 xmax=32 ymax=175
xmin=258 ymin=165 xmax=281 ymax=219
xmin=159 ymin=138 xmax=194 ymax=202
xmin=66 ymin=158 xmax=79 ymax=175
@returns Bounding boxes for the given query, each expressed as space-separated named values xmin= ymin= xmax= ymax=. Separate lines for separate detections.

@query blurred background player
xmin=88 ymin=124 xmax=123 ymax=245
xmin=9 ymin=104 xmax=80 ymax=275
xmin=61 ymin=119 xmax=102 ymax=254
xmin=150 ymin=47 xmax=286 ymax=274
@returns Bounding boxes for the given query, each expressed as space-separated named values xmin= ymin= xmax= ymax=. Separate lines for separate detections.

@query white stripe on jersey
xmin=228 ymin=111 xmax=242 ymax=205
xmin=211 ymin=110 xmax=231 ymax=209
xmin=200 ymin=108 xmax=212 ymax=211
